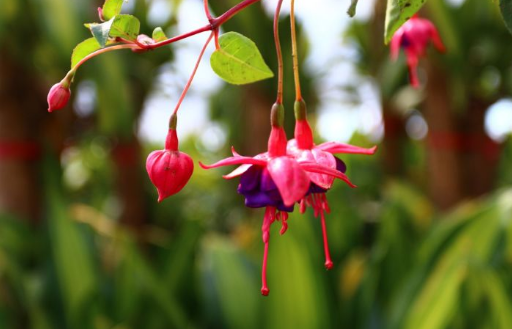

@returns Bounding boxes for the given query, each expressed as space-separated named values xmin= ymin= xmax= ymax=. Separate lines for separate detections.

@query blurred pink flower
xmin=390 ymin=15 xmax=445 ymax=88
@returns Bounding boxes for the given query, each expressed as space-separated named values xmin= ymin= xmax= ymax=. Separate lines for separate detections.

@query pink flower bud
xmin=146 ymin=129 xmax=194 ymax=202
xmin=47 ymin=82 xmax=71 ymax=113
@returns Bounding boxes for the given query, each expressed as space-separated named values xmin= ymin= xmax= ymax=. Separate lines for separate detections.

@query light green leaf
xmin=88 ymin=17 xmax=114 ymax=47
xmin=102 ymin=0 xmax=124 ymax=21
xmin=210 ymin=32 xmax=273 ymax=85
xmin=152 ymin=27 xmax=168 ymax=42
xmin=71 ymin=38 xmax=101 ymax=69
xmin=347 ymin=0 xmax=359 ymax=17
xmin=109 ymin=14 xmax=140 ymax=41
xmin=500 ymin=0 xmax=512 ymax=36
xmin=384 ymin=0 xmax=427 ymax=44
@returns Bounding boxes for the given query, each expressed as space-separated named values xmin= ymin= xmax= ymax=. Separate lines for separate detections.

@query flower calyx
xmin=146 ymin=116 xmax=194 ymax=202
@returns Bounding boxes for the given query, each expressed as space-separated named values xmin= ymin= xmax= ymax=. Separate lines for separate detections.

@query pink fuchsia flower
xmin=390 ymin=14 xmax=445 ymax=88
xmin=288 ymin=100 xmax=377 ymax=269
xmin=47 ymin=82 xmax=71 ymax=112
xmin=200 ymin=103 xmax=352 ymax=295
xmin=146 ymin=115 xmax=194 ymax=202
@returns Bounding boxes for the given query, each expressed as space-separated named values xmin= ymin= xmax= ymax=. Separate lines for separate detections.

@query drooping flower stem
xmin=290 ymin=0 xmax=302 ymax=101
xmin=173 ymin=32 xmax=214 ymax=115
xmin=71 ymin=44 xmax=138 ymax=73
xmin=203 ymin=0 xmax=213 ymax=21
xmin=274 ymin=0 xmax=285 ymax=104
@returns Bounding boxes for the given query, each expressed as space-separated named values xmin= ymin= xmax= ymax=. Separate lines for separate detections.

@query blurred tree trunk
xmin=424 ymin=62 xmax=462 ymax=210
xmin=424 ymin=63 xmax=500 ymax=209
xmin=0 ymin=50 xmax=45 ymax=222
xmin=112 ymin=139 xmax=148 ymax=230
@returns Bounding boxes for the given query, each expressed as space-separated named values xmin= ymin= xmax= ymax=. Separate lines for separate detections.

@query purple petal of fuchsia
xmin=335 ymin=157 xmax=347 ymax=173
xmin=299 ymin=162 xmax=356 ymax=188
xmin=260 ymin=169 xmax=282 ymax=201
xmin=199 ymin=156 xmax=267 ymax=169
xmin=316 ymin=142 xmax=377 ymax=155
xmin=238 ymin=165 xmax=261 ymax=192
xmin=242 ymin=190 xmax=278 ymax=208
xmin=267 ymin=156 xmax=310 ymax=207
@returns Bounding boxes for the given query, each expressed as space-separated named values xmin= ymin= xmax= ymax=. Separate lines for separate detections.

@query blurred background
xmin=1 ymin=0 xmax=512 ymax=328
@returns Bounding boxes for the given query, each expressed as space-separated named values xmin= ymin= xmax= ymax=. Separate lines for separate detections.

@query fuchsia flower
xmin=47 ymin=82 xmax=71 ymax=112
xmin=288 ymin=101 xmax=377 ymax=269
xmin=201 ymin=103 xmax=355 ymax=295
xmin=146 ymin=115 xmax=194 ymax=202
xmin=390 ymin=14 xmax=445 ymax=88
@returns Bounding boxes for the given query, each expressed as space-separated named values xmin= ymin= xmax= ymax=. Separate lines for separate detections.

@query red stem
xmin=204 ymin=0 xmax=213 ymax=21
xmin=73 ymin=0 xmax=262 ymax=73
xmin=214 ymin=0 xmax=261 ymax=27
xmin=147 ymin=0 xmax=261 ymax=50
xmin=173 ymin=32 xmax=214 ymax=115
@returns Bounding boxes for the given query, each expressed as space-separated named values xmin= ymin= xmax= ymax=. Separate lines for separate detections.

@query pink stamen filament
xmin=261 ymin=207 xmax=276 ymax=296
xmin=261 ymin=241 xmax=270 ymax=296
xmin=320 ymin=208 xmax=333 ymax=270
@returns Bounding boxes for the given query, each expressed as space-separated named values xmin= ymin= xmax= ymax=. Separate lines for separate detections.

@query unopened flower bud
xmin=47 ymin=82 xmax=71 ymax=113
xmin=146 ymin=128 xmax=194 ymax=202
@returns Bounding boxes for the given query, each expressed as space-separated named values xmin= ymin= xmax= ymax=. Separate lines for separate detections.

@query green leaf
xmin=152 ymin=27 xmax=168 ymax=42
xmin=88 ymin=17 xmax=114 ymax=47
xmin=210 ymin=32 xmax=273 ymax=85
xmin=384 ymin=0 xmax=427 ymax=44
xmin=347 ymin=0 xmax=359 ymax=17
xmin=43 ymin=155 xmax=96 ymax=326
xmin=109 ymin=14 xmax=140 ymax=41
xmin=500 ymin=0 xmax=512 ymax=35
xmin=71 ymin=38 xmax=101 ymax=69
xmin=102 ymin=0 xmax=124 ymax=21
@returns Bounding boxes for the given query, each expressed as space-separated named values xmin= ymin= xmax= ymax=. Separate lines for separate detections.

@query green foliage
xmin=384 ymin=0 xmax=427 ymax=44
xmin=210 ymin=32 xmax=274 ymax=85
xmin=71 ymin=38 xmax=101 ymax=69
xmin=101 ymin=0 xmax=124 ymax=21
xmin=109 ymin=15 xmax=141 ymax=41
xmin=500 ymin=0 xmax=512 ymax=35
xmin=347 ymin=0 xmax=359 ymax=18
xmin=152 ymin=27 xmax=168 ymax=42
xmin=87 ymin=14 xmax=140 ymax=47
xmin=88 ymin=18 xmax=115 ymax=48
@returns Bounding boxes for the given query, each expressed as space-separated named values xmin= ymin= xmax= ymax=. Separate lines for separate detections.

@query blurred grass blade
xmin=43 ymin=153 xmax=97 ymax=326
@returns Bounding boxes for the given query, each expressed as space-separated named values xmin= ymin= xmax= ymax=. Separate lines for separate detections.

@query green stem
xmin=274 ymin=0 xmax=284 ymax=104
xmin=290 ymin=0 xmax=302 ymax=101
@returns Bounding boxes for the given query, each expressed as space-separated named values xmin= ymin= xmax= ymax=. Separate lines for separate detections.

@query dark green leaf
xmin=500 ymin=0 xmax=512 ymax=35
xmin=109 ymin=14 xmax=140 ymax=41
xmin=210 ymin=32 xmax=273 ymax=85
xmin=102 ymin=0 xmax=124 ymax=21
xmin=88 ymin=18 xmax=114 ymax=47
xmin=384 ymin=0 xmax=427 ymax=44
xmin=152 ymin=27 xmax=168 ymax=42
xmin=347 ymin=0 xmax=359 ymax=17
xmin=71 ymin=38 xmax=102 ymax=69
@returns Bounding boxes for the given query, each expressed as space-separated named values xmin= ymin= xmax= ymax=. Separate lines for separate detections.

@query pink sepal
xmin=267 ymin=156 xmax=310 ymax=207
